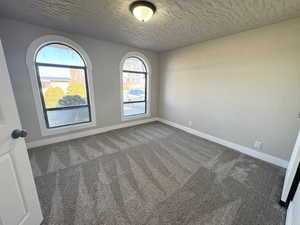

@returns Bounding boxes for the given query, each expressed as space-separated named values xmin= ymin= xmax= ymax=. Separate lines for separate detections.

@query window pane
xmin=37 ymin=65 xmax=88 ymax=109
xmin=47 ymin=106 xmax=90 ymax=128
xmin=123 ymin=72 xmax=145 ymax=102
xmin=123 ymin=102 xmax=146 ymax=116
xmin=36 ymin=44 xmax=85 ymax=67
xmin=123 ymin=57 xmax=146 ymax=72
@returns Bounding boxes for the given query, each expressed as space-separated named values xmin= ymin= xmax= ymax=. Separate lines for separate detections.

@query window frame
xmin=27 ymin=35 xmax=96 ymax=136
xmin=120 ymin=52 xmax=151 ymax=121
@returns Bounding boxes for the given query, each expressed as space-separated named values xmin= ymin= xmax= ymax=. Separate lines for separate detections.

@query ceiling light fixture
xmin=130 ymin=1 xmax=156 ymax=22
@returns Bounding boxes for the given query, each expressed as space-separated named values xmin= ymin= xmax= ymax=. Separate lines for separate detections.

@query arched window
xmin=121 ymin=54 xmax=150 ymax=118
xmin=34 ymin=43 xmax=92 ymax=129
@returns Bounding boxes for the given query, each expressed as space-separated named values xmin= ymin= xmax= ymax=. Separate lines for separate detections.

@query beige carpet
xmin=29 ymin=122 xmax=286 ymax=225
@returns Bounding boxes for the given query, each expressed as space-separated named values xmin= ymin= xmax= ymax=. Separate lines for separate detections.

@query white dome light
xmin=130 ymin=1 xmax=156 ymax=22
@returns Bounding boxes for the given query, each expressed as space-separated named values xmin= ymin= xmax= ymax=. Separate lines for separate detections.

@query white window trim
xmin=120 ymin=52 xmax=151 ymax=121
xmin=26 ymin=35 xmax=96 ymax=136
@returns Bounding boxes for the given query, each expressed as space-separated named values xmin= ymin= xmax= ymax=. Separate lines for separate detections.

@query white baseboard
xmin=157 ymin=118 xmax=288 ymax=168
xmin=26 ymin=117 xmax=159 ymax=149
xmin=27 ymin=116 xmax=289 ymax=168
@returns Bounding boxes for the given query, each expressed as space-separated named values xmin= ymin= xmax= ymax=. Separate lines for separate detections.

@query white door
xmin=285 ymin=184 xmax=300 ymax=225
xmin=281 ymin=130 xmax=300 ymax=202
xmin=0 ymin=40 xmax=43 ymax=225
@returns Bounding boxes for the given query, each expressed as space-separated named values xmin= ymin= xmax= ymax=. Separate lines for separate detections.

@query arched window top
xmin=36 ymin=43 xmax=85 ymax=67
xmin=123 ymin=57 xmax=146 ymax=72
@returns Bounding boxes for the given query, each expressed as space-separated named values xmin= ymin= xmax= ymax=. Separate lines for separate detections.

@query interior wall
xmin=0 ymin=18 xmax=159 ymax=143
xmin=159 ymin=18 xmax=300 ymax=161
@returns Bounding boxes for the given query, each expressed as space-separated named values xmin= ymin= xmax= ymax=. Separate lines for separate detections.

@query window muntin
xmin=122 ymin=57 xmax=147 ymax=117
xmin=35 ymin=43 xmax=91 ymax=128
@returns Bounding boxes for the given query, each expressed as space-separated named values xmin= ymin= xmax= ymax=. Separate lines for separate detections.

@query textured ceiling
xmin=0 ymin=0 xmax=300 ymax=52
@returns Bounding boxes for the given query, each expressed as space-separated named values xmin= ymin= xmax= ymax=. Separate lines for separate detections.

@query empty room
xmin=1 ymin=0 xmax=300 ymax=225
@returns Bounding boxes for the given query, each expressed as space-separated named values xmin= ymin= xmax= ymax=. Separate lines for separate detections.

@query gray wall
xmin=159 ymin=18 xmax=300 ymax=161
xmin=0 ymin=18 xmax=159 ymax=142
xmin=1 ymin=17 xmax=299 ymax=161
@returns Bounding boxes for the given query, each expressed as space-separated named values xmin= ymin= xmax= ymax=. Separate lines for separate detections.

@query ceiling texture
xmin=0 ymin=0 xmax=300 ymax=52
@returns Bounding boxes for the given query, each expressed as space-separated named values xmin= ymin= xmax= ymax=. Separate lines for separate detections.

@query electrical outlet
xmin=188 ymin=120 xmax=193 ymax=127
xmin=254 ymin=141 xmax=263 ymax=150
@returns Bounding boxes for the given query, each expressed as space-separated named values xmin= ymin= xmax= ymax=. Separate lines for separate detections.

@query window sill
xmin=40 ymin=121 xmax=96 ymax=136
xmin=121 ymin=113 xmax=151 ymax=122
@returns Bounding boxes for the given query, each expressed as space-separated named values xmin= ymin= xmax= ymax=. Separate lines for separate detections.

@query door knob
xmin=11 ymin=129 xmax=28 ymax=139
